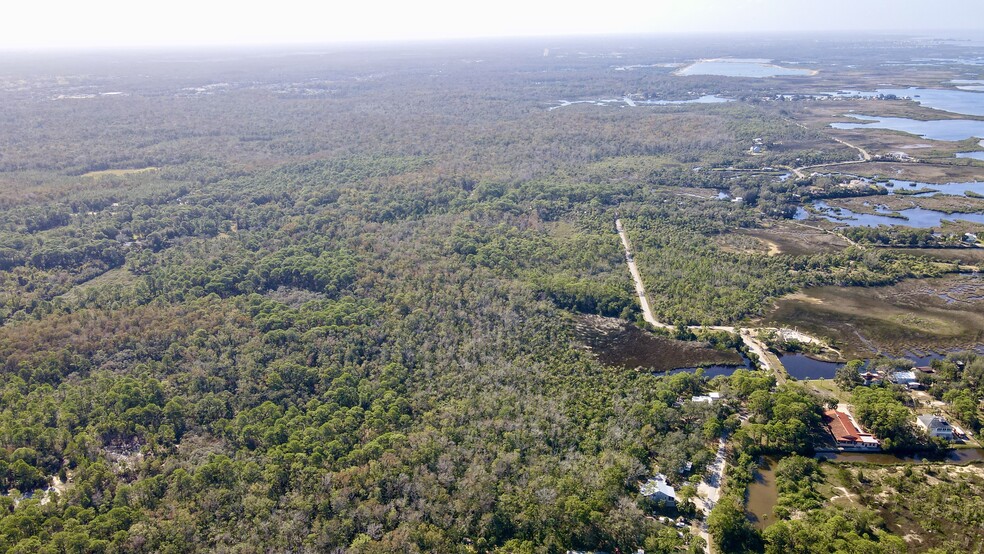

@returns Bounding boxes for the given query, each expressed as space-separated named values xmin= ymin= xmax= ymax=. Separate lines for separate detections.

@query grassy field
xmin=575 ymin=315 xmax=743 ymax=372
xmin=800 ymin=378 xmax=852 ymax=404
xmin=57 ymin=268 xmax=137 ymax=302
xmin=733 ymin=223 xmax=852 ymax=256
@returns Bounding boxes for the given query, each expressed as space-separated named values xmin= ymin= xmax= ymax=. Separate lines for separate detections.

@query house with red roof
xmin=823 ymin=409 xmax=881 ymax=451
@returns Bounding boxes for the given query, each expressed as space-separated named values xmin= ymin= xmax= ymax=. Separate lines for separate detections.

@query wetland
xmin=764 ymin=275 xmax=984 ymax=358
xmin=574 ymin=315 xmax=744 ymax=372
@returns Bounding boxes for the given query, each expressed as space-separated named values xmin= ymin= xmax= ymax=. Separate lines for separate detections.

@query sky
xmin=3 ymin=0 xmax=983 ymax=50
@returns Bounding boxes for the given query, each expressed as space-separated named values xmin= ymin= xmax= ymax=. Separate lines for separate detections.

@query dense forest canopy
xmin=0 ymin=34 xmax=982 ymax=553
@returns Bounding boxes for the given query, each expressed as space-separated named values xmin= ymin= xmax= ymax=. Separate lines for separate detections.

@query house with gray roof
xmin=640 ymin=474 xmax=677 ymax=506
xmin=916 ymin=414 xmax=954 ymax=440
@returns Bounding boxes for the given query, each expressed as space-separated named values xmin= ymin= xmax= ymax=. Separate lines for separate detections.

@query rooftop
xmin=917 ymin=414 xmax=951 ymax=428
xmin=892 ymin=371 xmax=917 ymax=383
xmin=823 ymin=409 xmax=875 ymax=443
xmin=640 ymin=474 xmax=677 ymax=501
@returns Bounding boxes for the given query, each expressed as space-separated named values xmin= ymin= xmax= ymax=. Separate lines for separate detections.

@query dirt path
xmin=781 ymin=121 xmax=870 ymax=178
xmin=830 ymin=485 xmax=858 ymax=504
xmin=616 ymin=218 xmax=672 ymax=331
xmin=616 ymin=218 xmax=796 ymax=381
xmin=830 ymin=135 xmax=872 ymax=161
xmin=788 ymin=220 xmax=862 ymax=249
xmin=738 ymin=330 xmax=786 ymax=382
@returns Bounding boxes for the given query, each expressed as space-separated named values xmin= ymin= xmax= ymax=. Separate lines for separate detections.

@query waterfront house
xmin=823 ymin=409 xmax=881 ymax=450
xmin=891 ymin=371 xmax=921 ymax=389
xmin=690 ymin=392 xmax=721 ymax=404
xmin=916 ymin=414 xmax=954 ymax=440
xmin=860 ymin=370 xmax=883 ymax=386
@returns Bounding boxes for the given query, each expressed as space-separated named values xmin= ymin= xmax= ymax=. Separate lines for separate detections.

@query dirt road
xmin=615 ymin=219 xmax=793 ymax=379
xmin=616 ymin=218 xmax=673 ymax=331
xmin=695 ymin=436 xmax=728 ymax=553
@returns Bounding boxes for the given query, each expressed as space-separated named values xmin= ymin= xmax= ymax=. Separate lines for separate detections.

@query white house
xmin=640 ymin=474 xmax=677 ymax=506
xmin=916 ymin=415 xmax=954 ymax=440
xmin=690 ymin=392 xmax=721 ymax=404
xmin=891 ymin=371 xmax=921 ymax=389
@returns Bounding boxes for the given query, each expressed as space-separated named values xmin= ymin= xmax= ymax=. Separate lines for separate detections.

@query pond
xmin=796 ymin=200 xmax=984 ymax=228
xmin=745 ymin=457 xmax=778 ymax=530
xmin=830 ymin=114 xmax=984 ymax=142
xmin=549 ymin=95 xmax=732 ymax=110
xmin=676 ymin=58 xmax=815 ymax=78
xmin=957 ymin=151 xmax=984 ymax=160
xmin=778 ymin=351 xmax=950 ymax=380
xmin=637 ymin=95 xmax=732 ymax=105
xmin=779 ymin=353 xmax=843 ymax=379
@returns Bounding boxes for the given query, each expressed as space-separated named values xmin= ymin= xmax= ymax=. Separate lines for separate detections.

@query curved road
xmin=616 ymin=219 xmax=793 ymax=379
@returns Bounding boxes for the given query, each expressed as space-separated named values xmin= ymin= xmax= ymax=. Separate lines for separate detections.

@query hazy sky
xmin=3 ymin=0 xmax=982 ymax=50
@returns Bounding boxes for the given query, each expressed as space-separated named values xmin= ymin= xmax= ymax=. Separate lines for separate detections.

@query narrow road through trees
xmin=615 ymin=218 xmax=791 ymax=378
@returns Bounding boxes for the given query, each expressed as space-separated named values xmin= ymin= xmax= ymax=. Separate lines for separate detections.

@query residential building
xmin=640 ymin=474 xmax=677 ymax=506
xmin=823 ymin=409 xmax=881 ymax=450
xmin=916 ymin=414 xmax=954 ymax=440
xmin=891 ymin=371 xmax=921 ymax=389
xmin=690 ymin=392 xmax=721 ymax=404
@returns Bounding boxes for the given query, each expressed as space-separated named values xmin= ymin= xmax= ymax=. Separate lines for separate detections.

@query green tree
xmin=835 ymin=359 xmax=865 ymax=391
xmin=708 ymin=496 xmax=761 ymax=553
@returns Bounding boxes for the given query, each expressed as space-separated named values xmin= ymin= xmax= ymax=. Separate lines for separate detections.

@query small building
xmin=913 ymin=366 xmax=935 ymax=374
xmin=860 ymin=370 xmax=883 ymax=386
xmin=824 ymin=409 xmax=881 ymax=450
xmin=690 ymin=392 xmax=721 ymax=404
xmin=640 ymin=474 xmax=677 ymax=506
xmin=891 ymin=371 xmax=921 ymax=389
xmin=916 ymin=414 xmax=954 ymax=440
